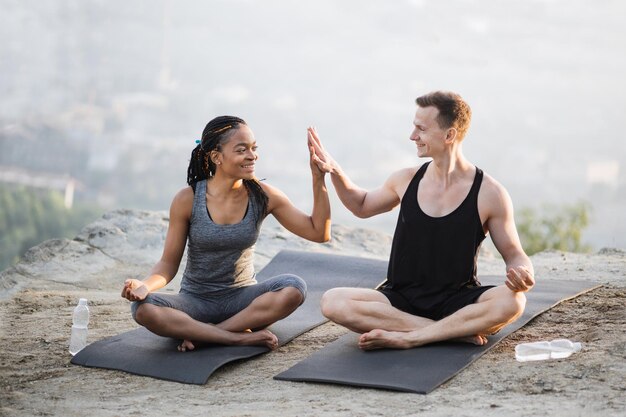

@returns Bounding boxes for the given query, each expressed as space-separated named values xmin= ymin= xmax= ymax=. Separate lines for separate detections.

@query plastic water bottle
xmin=515 ymin=339 xmax=582 ymax=362
xmin=69 ymin=298 xmax=90 ymax=356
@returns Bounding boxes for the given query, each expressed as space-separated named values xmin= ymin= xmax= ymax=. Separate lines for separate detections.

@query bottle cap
xmin=78 ymin=298 xmax=88 ymax=305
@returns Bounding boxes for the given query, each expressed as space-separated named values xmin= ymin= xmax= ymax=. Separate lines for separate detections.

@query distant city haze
xmin=1 ymin=0 xmax=625 ymax=250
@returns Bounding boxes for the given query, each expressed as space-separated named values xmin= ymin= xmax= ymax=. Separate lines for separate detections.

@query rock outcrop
xmin=0 ymin=209 xmax=396 ymax=299
xmin=2 ymin=209 xmax=624 ymax=301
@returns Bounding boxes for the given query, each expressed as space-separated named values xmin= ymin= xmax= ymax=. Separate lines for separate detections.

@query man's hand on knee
xmin=505 ymin=266 xmax=535 ymax=292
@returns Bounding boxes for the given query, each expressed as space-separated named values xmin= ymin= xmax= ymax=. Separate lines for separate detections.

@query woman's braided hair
xmin=186 ymin=116 xmax=268 ymax=222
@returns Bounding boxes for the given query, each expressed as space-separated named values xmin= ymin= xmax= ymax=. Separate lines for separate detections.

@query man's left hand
xmin=505 ymin=266 xmax=535 ymax=292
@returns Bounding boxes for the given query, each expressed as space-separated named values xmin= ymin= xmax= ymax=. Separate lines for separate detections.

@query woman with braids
xmin=121 ymin=116 xmax=331 ymax=351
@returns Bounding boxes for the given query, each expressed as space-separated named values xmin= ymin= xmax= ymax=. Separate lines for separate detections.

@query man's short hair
xmin=415 ymin=91 xmax=472 ymax=140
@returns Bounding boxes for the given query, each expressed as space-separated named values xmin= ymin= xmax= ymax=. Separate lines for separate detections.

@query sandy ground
xmin=1 ymin=231 xmax=625 ymax=416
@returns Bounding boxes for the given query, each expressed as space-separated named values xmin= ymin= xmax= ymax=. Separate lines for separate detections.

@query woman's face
xmin=213 ymin=125 xmax=258 ymax=180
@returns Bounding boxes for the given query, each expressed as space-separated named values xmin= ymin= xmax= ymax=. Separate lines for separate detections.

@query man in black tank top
xmin=308 ymin=91 xmax=535 ymax=350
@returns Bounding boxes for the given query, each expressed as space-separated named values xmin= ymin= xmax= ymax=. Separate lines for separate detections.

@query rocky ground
xmin=0 ymin=209 xmax=624 ymax=417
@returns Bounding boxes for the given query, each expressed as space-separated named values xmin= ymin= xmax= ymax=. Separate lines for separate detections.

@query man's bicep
xmin=359 ymin=182 xmax=401 ymax=218
xmin=486 ymin=186 xmax=525 ymax=262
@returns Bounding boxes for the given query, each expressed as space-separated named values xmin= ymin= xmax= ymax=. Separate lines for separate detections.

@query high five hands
xmin=307 ymin=126 xmax=335 ymax=174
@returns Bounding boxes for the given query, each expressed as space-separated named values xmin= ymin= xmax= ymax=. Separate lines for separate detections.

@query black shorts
xmin=378 ymin=285 xmax=495 ymax=321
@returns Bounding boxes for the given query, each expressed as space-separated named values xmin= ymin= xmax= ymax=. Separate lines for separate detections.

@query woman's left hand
xmin=121 ymin=279 xmax=150 ymax=301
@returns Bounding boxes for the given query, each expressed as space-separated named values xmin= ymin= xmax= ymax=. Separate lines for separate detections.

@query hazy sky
xmin=2 ymin=0 xmax=625 ymax=248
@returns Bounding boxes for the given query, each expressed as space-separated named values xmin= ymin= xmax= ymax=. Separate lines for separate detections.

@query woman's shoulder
xmin=174 ymin=185 xmax=195 ymax=201
xmin=257 ymin=180 xmax=289 ymax=214
xmin=170 ymin=185 xmax=195 ymax=217
xmin=258 ymin=180 xmax=285 ymax=198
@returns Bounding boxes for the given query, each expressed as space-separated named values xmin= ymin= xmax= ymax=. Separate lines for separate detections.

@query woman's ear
xmin=210 ymin=150 xmax=222 ymax=165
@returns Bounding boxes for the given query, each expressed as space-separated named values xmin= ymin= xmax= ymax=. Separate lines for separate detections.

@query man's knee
xmin=494 ymin=291 xmax=526 ymax=323
xmin=320 ymin=288 xmax=347 ymax=321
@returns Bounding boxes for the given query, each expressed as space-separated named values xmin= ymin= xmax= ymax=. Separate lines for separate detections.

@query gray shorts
xmin=131 ymin=274 xmax=307 ymax=324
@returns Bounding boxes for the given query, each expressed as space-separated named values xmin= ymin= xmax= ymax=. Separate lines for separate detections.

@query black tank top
xmin=383 ymin=162 xmax=486 ymax=308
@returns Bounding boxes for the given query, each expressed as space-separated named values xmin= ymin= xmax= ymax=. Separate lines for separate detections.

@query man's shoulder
xmin=387 ymin=166 xmax=421 ymax=184
xmin=478 ymin=171 xmax=513 ymax=214
xmin=382 ymin=166 xmax=417 ymax=190
xmin=382 ymin=166 xmax=423 ymax=199
xmin=479 ymin=171 xmax=508 ymax=196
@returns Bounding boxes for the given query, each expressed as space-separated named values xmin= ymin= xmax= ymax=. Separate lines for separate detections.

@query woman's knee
xmin=134 ymin=303 xmax=160 ymax=327
xmin=273 ymin=274 xmax=307 ymax=301
xmin=277 ymin=286 xmax=305 ymax=310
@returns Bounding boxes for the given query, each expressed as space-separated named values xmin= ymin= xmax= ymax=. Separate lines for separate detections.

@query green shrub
xmin=516 ymin=201 xmax=592 ymax=255
xmin=0 ymin=185 xmax=102 ymax=271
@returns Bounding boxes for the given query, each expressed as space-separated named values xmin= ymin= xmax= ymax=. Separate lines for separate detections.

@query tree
xmin=0 ymin=185 xmax=102 ymax=271
xmin=516 ymin=201 xmax=592 ymax=255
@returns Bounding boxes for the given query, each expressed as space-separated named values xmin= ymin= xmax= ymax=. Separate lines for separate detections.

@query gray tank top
xmin=180 ymin=179 xmax=262 ymax=296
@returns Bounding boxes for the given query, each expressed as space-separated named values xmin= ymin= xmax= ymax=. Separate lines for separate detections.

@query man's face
xmin=409 ymin=106 xmax=448 ymax=158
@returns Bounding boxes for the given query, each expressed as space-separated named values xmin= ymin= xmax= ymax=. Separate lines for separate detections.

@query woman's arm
xmin=121 ymin=187 xmax=193 ymax=301
xmin=263 ymin=127 xmax=331 ymax=243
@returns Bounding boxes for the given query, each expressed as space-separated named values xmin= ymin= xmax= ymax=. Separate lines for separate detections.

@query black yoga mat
xmin=274 ymin=275 xmax=599 ymax=394
xmin=71 ymin=250 xmax=386 ymax=384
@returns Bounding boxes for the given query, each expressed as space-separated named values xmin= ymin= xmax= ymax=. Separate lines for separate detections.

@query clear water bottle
xmin=515 ymin=339 xmax=582 ymax=362
xmin=69 ymin=298 xmax=90 ymax=356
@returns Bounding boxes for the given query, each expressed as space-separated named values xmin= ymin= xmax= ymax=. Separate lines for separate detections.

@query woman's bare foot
xmin=358 ymin=329 xmax=412 ymax=350
xmin=177 ymin=339 xmax=197 ymax=352
xmin=176 ymin=329 xmax=278 ymax=352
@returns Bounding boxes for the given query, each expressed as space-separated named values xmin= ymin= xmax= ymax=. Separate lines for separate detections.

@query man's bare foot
xmin=358 ymin=329 xmax=412 ymax=350
xmin=236 ymin=329 xmax=279 ymax=350
xmin=358 ymin=330 xmax=489 ymax=350
xmin=453 ymin=335 xmax=488 ymax=345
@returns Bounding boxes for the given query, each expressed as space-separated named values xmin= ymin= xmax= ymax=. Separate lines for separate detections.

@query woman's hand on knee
xmin=121 ymin=279 xmax=149 ymax=301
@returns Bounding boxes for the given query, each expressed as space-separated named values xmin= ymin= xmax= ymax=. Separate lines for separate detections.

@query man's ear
xmin=445 ymin=127 xmax=457 ymax=144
